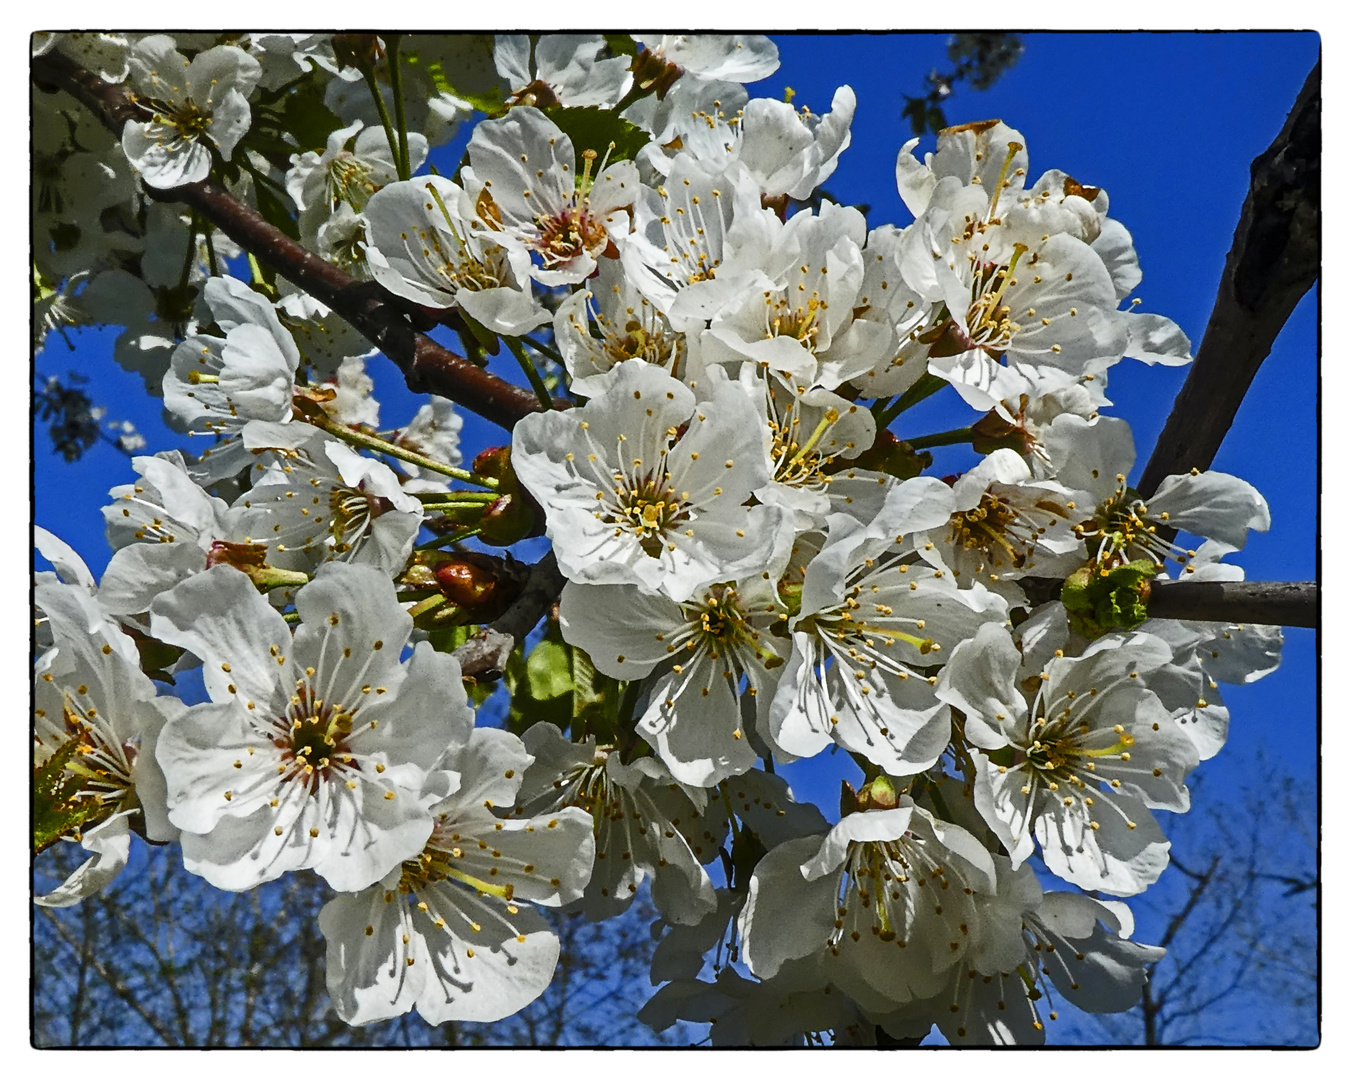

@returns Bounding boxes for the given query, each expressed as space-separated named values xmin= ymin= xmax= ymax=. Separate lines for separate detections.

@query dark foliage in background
xmin=902 ymin=33 xmax=1025 ymax=135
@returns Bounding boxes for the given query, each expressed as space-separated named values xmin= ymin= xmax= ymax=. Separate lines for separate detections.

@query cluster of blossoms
xmin=34 ymin=31 xmax=1284 ymax=1045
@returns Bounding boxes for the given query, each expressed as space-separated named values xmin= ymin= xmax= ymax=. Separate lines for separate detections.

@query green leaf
xmin=603 ymin=34 xmax=638 ymax=59
xmin=254 ymin=175 xmax=300 ymax=241
xmin=542 ymin=105 xmax=649 ymax=164
xmin=271 ymin=73 xmax=344 ymax=153
xmin=526 ymin=634 xmax=574 ymax=701
xmin=504 ymin=621 xmax=623 ymax=739
xmin=409 ymin=36 xmax=508 ymax=115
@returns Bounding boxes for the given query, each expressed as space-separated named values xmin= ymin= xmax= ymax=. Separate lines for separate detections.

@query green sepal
xmin=265 ymin=73 xmax=344 ymax=153
xmin=832 ymin=433 xmax=932 ymax=482
xmin=33 ymin=737 xmax=109 ymax=855
xmin=1061 ymin=558 xmax=1157 ymax=640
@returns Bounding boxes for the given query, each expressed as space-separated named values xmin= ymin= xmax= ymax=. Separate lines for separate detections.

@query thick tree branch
xmin=32 ymin=50 xmax=547 ymax=432
xmin=1143 ymin=579 xmax=1315 ymax=628
xmin=1020 ymin=578 xmax=1316 ymax=628
xmin=1138 ymin=62 xmax=1319 ymax=497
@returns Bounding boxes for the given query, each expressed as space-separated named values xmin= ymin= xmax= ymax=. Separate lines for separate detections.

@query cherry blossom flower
xmin=35 ymin=556 xmax=179 ymax=906
xmin=363 ymin=175 xmax=546 ymax=336
xmin=320 ymin=728 xmax=594 ymax=1025
xmin=162 ymin=275 xmax=301 ymax=483
xmin=512 ymin=360 xmax=784 ymax=602
xmin=121 ymin=36 xmax=261 ymax=188
xmin=740 ymin=800 xmax=998 ymax=1008
xmin=870 ymin=857 xmax=1164 ymax=1044
xmin=149 ymin=563 xmax=473 ymax=891
xmin=233 ymin=424 xmax=424 ymax=578
xmin=939 ymin=623 xmax=1198 ymax=895
xmin=512 ymin=723 xmax=719 ymax=926
xmin=494 ymin=35 xmax=632 ymax=109
xmin=461 ymin=106 xmax=639 ymax=286
xmin=559 ymin=572 xmax=789 ymax=786
xmin=768 ymin=477 xmax=1008 ymax=774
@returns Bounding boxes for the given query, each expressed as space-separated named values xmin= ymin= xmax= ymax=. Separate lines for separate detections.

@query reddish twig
xmin=32 ymin=49 xmax=546 ymax=431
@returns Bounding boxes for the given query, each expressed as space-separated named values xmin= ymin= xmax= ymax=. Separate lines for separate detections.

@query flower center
xmin=770 ymin=406 xmax=840 ymax=489
xmin=962 ymin=246 xmax=1026 ymax=353
xmin=396 ymin=820 xmax=517 ymax=900
xmin=328 ymin=153 xmax=381 ymax=212
xmin=141 ymin=96 xmax=211 ymax=141
xmin=275 ymin=677 xmax=355 ymax=785
xmin=1076 ymin=480 xmax=1196 ymax=571
xmin=610 ymin=474 xmax=689 ymax=556
xmin=534 ymin=205 xmax=608 ymax=268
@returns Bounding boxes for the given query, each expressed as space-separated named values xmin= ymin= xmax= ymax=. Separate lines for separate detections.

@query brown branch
xmin=1138 ymin=61 xmax=1319 ymax=497
xmin=32 ymin=49 xmax=547 ymax=432
xmin=1143 ymin=579 xmax=1316 ymax=628
xmin=1019 ymin=577 xmax=1316 ymax=628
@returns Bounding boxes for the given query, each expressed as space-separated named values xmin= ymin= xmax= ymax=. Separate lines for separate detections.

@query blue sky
xmin=32 ymin=32 xmax=1319 ymax=1044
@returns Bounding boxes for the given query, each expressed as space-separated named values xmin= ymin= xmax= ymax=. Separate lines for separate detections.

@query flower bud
xmin=432 ymin=552 xmax=525 ymax=620
xmin=332 ymin=34 xmax=384 ymax=71
xmin=857 ymin=774 xmax=899 ymax=811
xmin=469 ymin=447 xmax=542 ymax=545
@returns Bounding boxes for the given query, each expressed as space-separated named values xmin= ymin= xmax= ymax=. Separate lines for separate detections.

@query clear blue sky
xmin=33 ymin=32 xmax=1319 ymax=1044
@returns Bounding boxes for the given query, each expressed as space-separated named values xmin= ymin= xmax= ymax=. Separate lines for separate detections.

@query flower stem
xmin=505 ymin=337 xmax=553 ymax=410
xmin=524 ymin=335 xmax=565 ymax=366
xmin=418 ymin=501 xmax=496 ymax=513
xmin=299 ymin=406 xmax=499 ymax=488
xmin=906 ymin=425 xmax=973 ymax=450
xmin=874 ymin=373 xmax=947 ymax=430
xmin=385 ymin=34 xmax=412 ymax=180
xmin=361 ymin=63 xmax=403 ymax=184
xmin=203 ymin=226 xmax=219 ymax=278
xmin=413 ymin=489 xmax=499 ymax=504
xmin=415 ymin=525 xmax=484 ymax=550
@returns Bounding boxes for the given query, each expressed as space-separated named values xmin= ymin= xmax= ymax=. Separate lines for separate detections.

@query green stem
xmin=300 ymin=408 xmax=499 ymax=488
xmin=406 ymin=593 xmax=448 ymax=619
xmin=203 ymin=227 xmax=219 ymax=278
xmin=906 ymin=426 xmax=973 ymax=450
xmin=415 ymin=525 xmax=483 ymax=550
xmin=611 ymin=78 xmax=653 ymax=115
xmin=418 ymin=501 xmax=495 ymax=514
xmin=385 ymin=34 xmax=412 ymax=180
xmin=360 ymin=63 xmax=402 ymax=182
xmin=505 ymin=337 xmax=553 ymax=410
xmin=875 ymin=372 xmax=947 ymax=430
xmin=179 ymin=215 xmax=198 ymax=289
xmin=239 ymin=157 xmax=291 ymax=198
xmin=413 ymin=489 xmax=498 ymax=504
xmin=524 ymin=336 xmax=565 ymax=366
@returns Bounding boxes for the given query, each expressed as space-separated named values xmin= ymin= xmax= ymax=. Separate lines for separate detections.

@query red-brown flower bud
xmin=332 ymin=34 xmax=384 ymax=71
